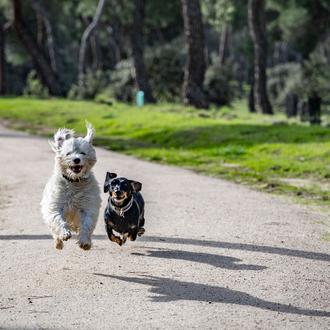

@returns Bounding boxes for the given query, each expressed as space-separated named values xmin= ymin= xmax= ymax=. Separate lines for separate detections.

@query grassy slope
xmin=0 ymin=97 xmax=329 ymax=209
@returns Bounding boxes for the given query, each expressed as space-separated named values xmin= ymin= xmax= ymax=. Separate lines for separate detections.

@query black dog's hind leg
xmin=105 ymin=221 xmax=123 ymax=246
xmin=137 ymin=217 xmax=145 ymax=237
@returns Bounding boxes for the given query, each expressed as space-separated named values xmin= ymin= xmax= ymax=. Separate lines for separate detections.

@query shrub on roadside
xmin=68 ymin=70 xmax=109 ymax=100
xmin=204 ymin=60 xmax=238 ymax=106
xmin=145 ymin=43 xmax=184 ymax=101
xmin=23 ymin=70 xmax=49 ymax=98
xmin=99 ymin=42 xmax=184 ymax=103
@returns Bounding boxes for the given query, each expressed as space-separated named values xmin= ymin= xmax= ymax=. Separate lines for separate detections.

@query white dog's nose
xmin=73 ymin=158 xmax=80 ymax=164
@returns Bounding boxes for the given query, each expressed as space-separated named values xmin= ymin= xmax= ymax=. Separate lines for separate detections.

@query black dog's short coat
xmin=104 ymin=172 xmax=145 ymax=246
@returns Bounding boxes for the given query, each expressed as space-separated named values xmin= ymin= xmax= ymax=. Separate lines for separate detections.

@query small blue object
xmin=136 ymin=90 xmax=144 ymax=107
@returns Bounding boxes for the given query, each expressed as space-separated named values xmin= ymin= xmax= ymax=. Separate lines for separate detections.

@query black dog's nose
xmin=115 ymin=191 xmax=121 ymax=196
xmin=73 ymin=158 xmax=80 ymax=164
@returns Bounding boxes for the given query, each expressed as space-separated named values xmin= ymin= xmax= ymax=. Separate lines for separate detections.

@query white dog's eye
xmin=81 ymin=152 xmax=86 ymax=155
xmin=66 ymin=152 xmax=72 ymax=156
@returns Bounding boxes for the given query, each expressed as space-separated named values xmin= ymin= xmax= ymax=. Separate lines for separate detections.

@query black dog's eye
xmin=80 ymin=152 xmax=86 ymax=155
xmin=111 ymin=179 xmax=119 ymax=185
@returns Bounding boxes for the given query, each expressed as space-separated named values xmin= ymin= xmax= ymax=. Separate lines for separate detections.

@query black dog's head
xmin=104 ymin=172 xmax=142 ymax=205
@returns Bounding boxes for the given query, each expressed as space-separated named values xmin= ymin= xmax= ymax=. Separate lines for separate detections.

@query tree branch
xmin=78 ymin=0 xmax=106 ymax=84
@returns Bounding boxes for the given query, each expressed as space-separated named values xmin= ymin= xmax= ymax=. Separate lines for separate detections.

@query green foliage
xmin=268 ymin=0 xmax=330 ymax=56
xmin=101 ymin=41 xmax=185 ymax=102
xmin=68 ymin=70 xmax=109 ymax=100
xmin=268 ymin=37 xmax=330 ymax=109
xmin=1 ymin=0 xmax=330 ymax=124
xmin=145 ymin=0 xmax=182 ymax=37
xmin=277 ymin=6 xmax=308 ymax=44
xmin=300 ymin=41 xmax=330 ymax=101
xmin=0 ymin=98 xmax=329 ymax=207
xmin=202 ymin=0 xmax=235 ymax=30
xmin=98 ymin=60 xmax=135 ymax=103
xmin=23 ymin=71 xmax=49 ymax=98
xmin=146 ymin=43 xmax=184 ymax=101
xmin=267 ymin=63 xmax=301 ymax=107
xmin=204 ymin=60 xmax=238 ymax=106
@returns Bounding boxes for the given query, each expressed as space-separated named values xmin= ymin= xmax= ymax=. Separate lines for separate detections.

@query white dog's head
xmin=50 ymin=122 xmax=97 ymax=180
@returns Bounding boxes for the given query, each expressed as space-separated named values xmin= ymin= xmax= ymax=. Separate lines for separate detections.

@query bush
xmin=268 ymin=38 xmax=330 ymax=123
xmin=100 ymin=41 xmax=185 ymax=103
xmin=68 ymin=70 xmax=109 ymax=100
xmin=204 ymin=60 xmax=238 ymax=106
xmin=107 ymin=60 xmax=135 ymax=102
xmin=145 ymin=43 xmax=184 ymax=101
xmin=23 ymin=70 xmax=49 ymax=98
xmin=267 ymin=62 xmax=301 ymax=108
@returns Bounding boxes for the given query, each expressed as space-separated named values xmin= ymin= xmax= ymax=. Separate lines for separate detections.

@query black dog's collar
xmin=62 ymin=174 xmax=86 ymax=183
xmin=110 ymin=195 xmax=134 ymax=217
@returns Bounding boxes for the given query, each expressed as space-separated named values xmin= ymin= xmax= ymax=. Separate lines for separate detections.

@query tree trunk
xmin=248 ymin=0 xmax=273 ymax=114
xmin=248 ymin=84 xmax=256 ymax=113
xmin=36 ymin=13 xmax=43 ymax=46
xmin=12 ymin=0 xmax=63 ymax=96
xmin=91 ymin=33 xmax=101 ymax=71
xmin=298 ymin=101 xmax=309 ymax=122
xmin=181 ymin=0 xmax=208 ymax=109
xmin=78 ymin=0 xmax=105 ymax=85
xmin=285 ymin=94 xmax=298 ymax=118
xmin=31 ymin=0 xmax=58 ymax=73
xmin=131 ymin=0 xmax=155 ymax=103
xmin=0 ymin=23 xmax=6 ymax=95
xmin=308 ymin=94 xmax=321 ymax=125
xmin=107 ymin=26 xmax=121 ymax=66
xmin=219 ymin=23 xmax=229 ymax=66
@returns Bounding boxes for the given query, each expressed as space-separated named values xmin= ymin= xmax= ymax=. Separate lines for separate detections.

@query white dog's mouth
xmin=70 ymin=165 xmax=83 ymax=174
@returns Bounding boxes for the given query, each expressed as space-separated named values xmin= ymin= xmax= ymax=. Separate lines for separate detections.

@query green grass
xmin=0 ymin=97 xmax=329 ymax=210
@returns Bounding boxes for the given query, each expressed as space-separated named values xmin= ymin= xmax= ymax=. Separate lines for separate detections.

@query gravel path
xmin=0 ymin=125 xmax=329 ymax=329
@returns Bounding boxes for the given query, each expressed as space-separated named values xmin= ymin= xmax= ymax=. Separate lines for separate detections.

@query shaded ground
xmin=0 ymin=125 xmax=329 ymax=329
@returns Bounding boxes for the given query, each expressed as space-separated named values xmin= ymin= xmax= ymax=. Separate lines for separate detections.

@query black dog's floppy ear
xmin=104 ymin=172 xmax=117 ymax=193
xmin=130 ymin=180 xmax=142 ymax=192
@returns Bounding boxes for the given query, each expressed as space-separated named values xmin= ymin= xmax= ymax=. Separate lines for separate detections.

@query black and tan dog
xmin=103 ymin=172 xmax=145 ymax=246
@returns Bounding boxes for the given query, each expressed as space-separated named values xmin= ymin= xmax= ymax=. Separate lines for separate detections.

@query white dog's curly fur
xmin=41 ymin=123 xmax=101 ymax=250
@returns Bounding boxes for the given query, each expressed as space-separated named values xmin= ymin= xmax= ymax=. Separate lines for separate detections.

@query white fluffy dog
xmin=41 ymin=123 xmax=101 ymax=250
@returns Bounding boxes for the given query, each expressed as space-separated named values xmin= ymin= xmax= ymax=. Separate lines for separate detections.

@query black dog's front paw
xmin=105 ymin=221 xmax=122 ymax=245
xmin=137 ymin=227 xmax=145 ymax=237
xmin=110 ymin=234 xmax=123 ymax=246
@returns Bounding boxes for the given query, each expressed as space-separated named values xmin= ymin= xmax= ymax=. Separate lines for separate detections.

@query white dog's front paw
xmin=79 ymin=238 xmax=91 ymax=251
xmin=55 ymin=238 xmax=63 ymax=250
xmin=59 ymin=229 xmax=72 ymax=241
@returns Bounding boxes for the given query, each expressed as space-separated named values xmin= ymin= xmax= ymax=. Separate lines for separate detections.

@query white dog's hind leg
xmin=78 ymin=211 xmax=97 ymax=250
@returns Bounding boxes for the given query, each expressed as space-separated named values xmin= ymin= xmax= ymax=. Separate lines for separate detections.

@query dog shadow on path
xmin=94 ymin=273 xmax=330 ymax=317
xmin=141 ymin=236 xmax=330 ymax=262
xmin=0 ymin=234 xmax=329 ymax=262
xmin=131 ymin=248 xmax=267 ymax=271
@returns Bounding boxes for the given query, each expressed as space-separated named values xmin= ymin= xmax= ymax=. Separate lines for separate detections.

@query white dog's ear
xmin=51 ymin=128 xmax=74 ymax=151
xmin=84 ymin=121 xmax=95 ymax=144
